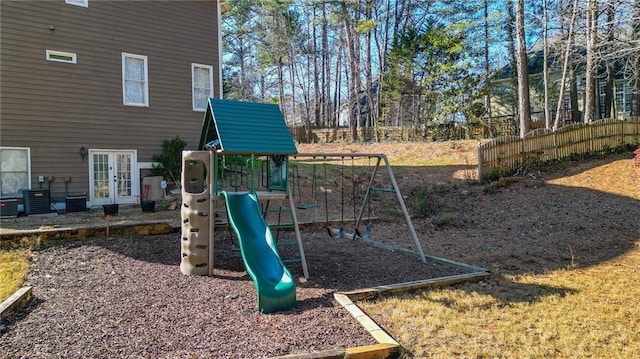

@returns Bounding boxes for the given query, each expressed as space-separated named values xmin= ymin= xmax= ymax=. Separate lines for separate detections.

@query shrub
xmin=152 ymin=136 xmax=187 ymax=183
xmin=634 ymin=146 xmax=640 ymax=167
xmin=408 ymin=186 xmax=436 ymax=218
xmin=407 ymin=185 xmax=452 ymax=218
xmin=482 ymin=166 xmax=503 ymax=183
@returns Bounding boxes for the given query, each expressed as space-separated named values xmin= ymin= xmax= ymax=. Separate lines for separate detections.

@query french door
xmin=89 ymin=150 xmax=137 ymax=206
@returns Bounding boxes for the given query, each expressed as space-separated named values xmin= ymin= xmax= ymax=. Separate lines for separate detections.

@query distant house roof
xmin=198 ymin=98 xmax=298 ymax=155
xmin=498 ymin=48 xmax=631 ymax=81
xmin=499 ymin=49 xmax=562 ymax=79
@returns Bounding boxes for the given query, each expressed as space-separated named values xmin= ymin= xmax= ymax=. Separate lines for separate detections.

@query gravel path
xmin=1 ymin=231 xmax=464 ymax=358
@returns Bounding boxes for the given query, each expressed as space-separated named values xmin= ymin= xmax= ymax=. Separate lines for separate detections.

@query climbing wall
xmin=180 ymin=151 xmax=212 ymax=276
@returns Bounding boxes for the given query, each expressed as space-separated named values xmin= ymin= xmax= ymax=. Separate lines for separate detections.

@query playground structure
xmin=180 ymin=98 xmax=430 ymax=313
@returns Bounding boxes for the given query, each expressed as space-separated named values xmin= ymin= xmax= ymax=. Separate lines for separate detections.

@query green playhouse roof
xmin=198 ymin=98 xmax=298 ymax=155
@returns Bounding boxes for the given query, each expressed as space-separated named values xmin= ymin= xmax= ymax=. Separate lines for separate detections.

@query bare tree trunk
xmin=321 ymin=2 xmax=331 ymax=127
xmin=543 ymin=0 xmax=551 ymax=128
xmin=584 ymin=0 xmax=598 ymax=123
xmin=333 ymin=33 xmax=343 ymax=128
xmin=604 ymin=2 xmax=615 ymax=119
xmin=289 ymin=61 xmax=297 ymax=131
xmin=554 ymin=0 xmax=579 ymax=129
xmin=569 ymin=69 xmax=579 ymax=122
xmin=515 ymin=0 xmax=531 ymax=137
xmin=393 ymin=0 xmax=404 ymax=42
xmin=635 ymin=79 xmax=640 ymax=116
xmin=312 ymin=5 xmax=321 ymax=128
xmin=560 ymin=0 xmax=576 ymax=124
xmin=364 ymin=0 xmax=374 ymax=132
xmin=277 ymin=58 xmax=286 ymax=123
xmin=374 ymin=0 xmax=393 ymax=141
xmin=298 ymin=50 xmax=311 ymax=142
xmin=259 ymin=74 xmax=266 ymax=103
xmin=238 ymin=39 xmax=247 ymax=98
xmin=605 ymin=66 xmax=614 ymax=118
xmin=484 ymin=0 xmax=494 ymax=136
xmin=506 ymin=0 xmax=519 ymax=133
xmin=342 ymin=2 xmax=359 ymax=141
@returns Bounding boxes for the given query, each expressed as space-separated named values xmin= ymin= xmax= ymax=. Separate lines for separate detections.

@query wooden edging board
xmin=0 ymin=286 xmax=32 ymax=322
xmin=0 ymin=221 xmax=174 ymax=243
xmin=270 ymin=270 xmax=490 ymax=359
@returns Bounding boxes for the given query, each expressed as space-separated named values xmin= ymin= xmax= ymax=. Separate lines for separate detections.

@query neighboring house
xmin=490 ymin=49 xmax=638 ymax=125
xmin=337 ymin=80 xmax=379 ymax=127
xmin=1 ymin=0 xmax=227 ymax=209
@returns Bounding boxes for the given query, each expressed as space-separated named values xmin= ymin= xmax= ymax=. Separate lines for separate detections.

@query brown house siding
xmin=1 ymin=0 xmax=222 ymax=206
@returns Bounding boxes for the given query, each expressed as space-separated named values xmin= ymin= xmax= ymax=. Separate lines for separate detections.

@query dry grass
xmin=548 ymin=158 xmax=640 ymax=200
xmin=0 ymin=249 xmax=30 ymax=302
xmin=353 ymin=143 xmax=640 ymax=358
xmin=360 ymin=246 xmax=640 ymax=358
xmin=298 ymin=140 xmax=478 ymax=167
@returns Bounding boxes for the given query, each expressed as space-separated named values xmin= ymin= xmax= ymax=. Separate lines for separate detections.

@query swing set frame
xmin=291 ymin=152 xmax=427 ymax=264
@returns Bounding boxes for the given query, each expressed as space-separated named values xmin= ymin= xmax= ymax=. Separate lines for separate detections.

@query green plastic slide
xmin=221 ymin=191 xmax=296 ymax=313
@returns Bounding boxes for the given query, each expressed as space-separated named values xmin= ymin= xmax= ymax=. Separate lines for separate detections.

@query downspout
xmin=217 ymin=1 xmax=224 ymax=99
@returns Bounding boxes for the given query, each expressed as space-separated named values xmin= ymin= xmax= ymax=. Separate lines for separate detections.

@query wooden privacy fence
xmin=296 ymin=119 xmax=549 ymax=143
xmin=297 ymin=126 xmax=470 ymax=143
xmin=297 ymin=121 xmax=525 ymax=143
xmin=478 ymin=117 xmax=640 ymax=181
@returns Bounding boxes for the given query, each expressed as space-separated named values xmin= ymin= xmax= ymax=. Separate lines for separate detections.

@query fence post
xmin=589 ymin=123 xmax=594 ymax=153
xmin=553 ymin=129 xmax=559 ymax=160
xmin=520 ymin=136 xmax=525 ymax=173
xmin=477 ymin=142 xmax=483 ymax=182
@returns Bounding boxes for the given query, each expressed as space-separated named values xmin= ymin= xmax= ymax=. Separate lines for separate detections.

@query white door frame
xmin=88 ymin=149 xmax=138 ymax=207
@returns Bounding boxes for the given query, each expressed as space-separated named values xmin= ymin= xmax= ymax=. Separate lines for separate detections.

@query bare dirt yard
xmin=1 ymin=141 xmax=638 ymax=358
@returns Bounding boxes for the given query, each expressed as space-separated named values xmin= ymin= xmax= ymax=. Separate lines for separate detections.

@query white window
xmin=122 ymin=53 xmax=149 ymax=107
xmin=598 ymin=82 xmax=607 ymax=117
xmin=65 ymin=0 xmax=88 ymax=7
xmin=616 ymin=82 xmax=633 ymax=114
xmin=0 ymin=147 xmax=31 ymax=197
xmin=599 ymin=81 xmax=633 ymax=116
xmin=192 ymin=63 xmax=213 ymax=111
xmin=46 ymin=50 xmax=77 ymax=64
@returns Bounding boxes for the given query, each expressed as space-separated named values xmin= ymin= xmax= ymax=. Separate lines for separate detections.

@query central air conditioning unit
xmin=23 ymin=189 xmax=51 ymax=215
xmin=0 ymin=198 xmax=19 ymax=218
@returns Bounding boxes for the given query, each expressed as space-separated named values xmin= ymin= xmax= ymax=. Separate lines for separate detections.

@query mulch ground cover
xmin=1 ymin=228 xmax=466 ymax=358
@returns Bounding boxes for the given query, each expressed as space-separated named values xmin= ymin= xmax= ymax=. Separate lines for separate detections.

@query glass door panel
xmin=115 ymin=153 xmax=134 ymax=203
xmin=89 ymin=150 xmax=137 ymax=206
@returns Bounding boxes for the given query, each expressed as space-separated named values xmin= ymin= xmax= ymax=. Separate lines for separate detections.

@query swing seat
xmin=327 ymin=226 xmax=344 ymax=239
xmin=355 ymin=224 xmax=371 ymax=240
xmin=297 ymin=203 xmax=318 ymax=210
xmin=330 ymin=226 xmax=362 ymax=240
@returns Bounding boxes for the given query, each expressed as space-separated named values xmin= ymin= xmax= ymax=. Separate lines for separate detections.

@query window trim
xmin=122 ymin=53 xmax=149 ymax=107
xmin=615 ymin=81 xmax=633 ymax=114
xmin=192 ymin=63 xmax=214 ymax=111
xmin=65 ymin=0 xmax=88 ymax=7
xmin=599 ymin=80 xmax=633 ymax=116
xmin=46 ymin=50 xmax=77 ymax=64
xmin=0 ymin=147 xmax=32 ymax=197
